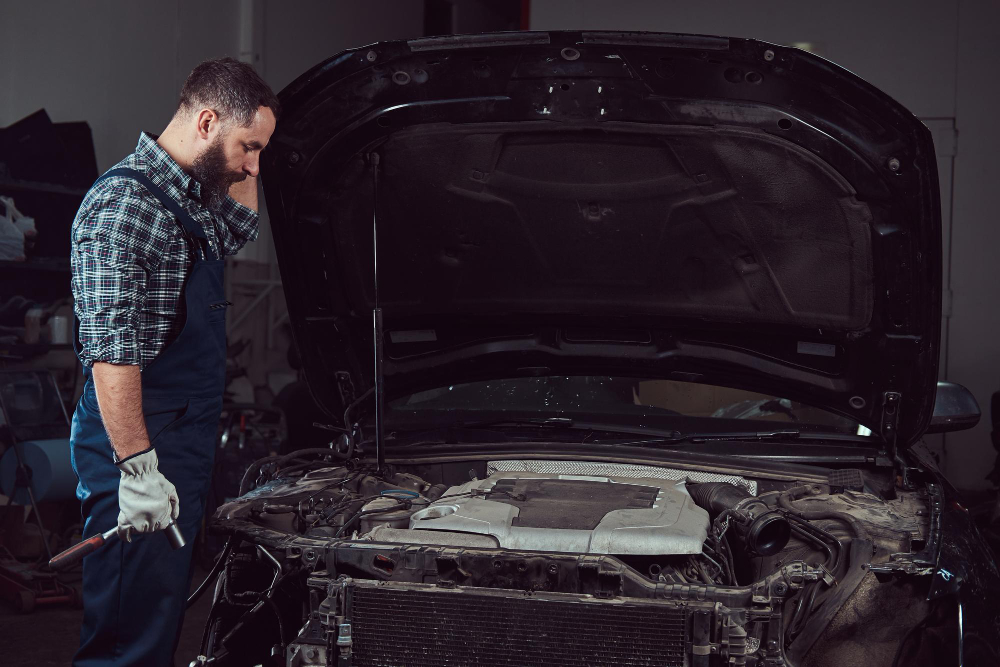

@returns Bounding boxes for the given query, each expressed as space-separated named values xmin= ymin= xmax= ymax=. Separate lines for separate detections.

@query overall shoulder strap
xmin=96 ymin=167 xmax=217 ymax=260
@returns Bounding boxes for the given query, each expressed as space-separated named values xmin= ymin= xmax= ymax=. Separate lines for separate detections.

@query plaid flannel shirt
xmin=71 ymin=133 xmax=258 ymax=369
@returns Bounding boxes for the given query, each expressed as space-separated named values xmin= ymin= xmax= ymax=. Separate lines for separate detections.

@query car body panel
xmin=261 ymin=32 xmax=940 ymax=456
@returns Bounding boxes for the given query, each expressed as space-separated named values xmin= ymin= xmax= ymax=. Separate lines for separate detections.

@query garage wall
xmin=0 ymin=1 xmax=424 ymax=170
xmin=0 ymin=1 xmax=242 ymax=172
xmin=530 ymin=1 xmax=1000 ymax=492
xmin=261 ymin=0 xmax=423 ymax=93
xmin=949 ymin=1 xmax=1000 ymax=491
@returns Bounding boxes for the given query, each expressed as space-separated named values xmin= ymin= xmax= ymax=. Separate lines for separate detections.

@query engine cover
xmin=408 ymin=472 xmax=710 ymax=555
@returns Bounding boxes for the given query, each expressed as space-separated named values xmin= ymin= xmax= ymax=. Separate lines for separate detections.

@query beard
xmin=190 ymin=136 xmax=245 ymax=211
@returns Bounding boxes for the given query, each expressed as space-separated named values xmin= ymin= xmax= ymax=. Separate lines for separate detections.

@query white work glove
xmin=116 ymin=448 xmax=180 ymax=542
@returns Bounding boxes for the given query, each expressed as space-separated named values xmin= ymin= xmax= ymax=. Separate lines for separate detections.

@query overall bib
xmin=70 ymin=168 xmax=227 ymax=666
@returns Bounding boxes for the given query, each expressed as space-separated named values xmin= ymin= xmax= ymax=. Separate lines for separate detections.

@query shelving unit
xmin=0 ymin=179 xmax=87 ymax=198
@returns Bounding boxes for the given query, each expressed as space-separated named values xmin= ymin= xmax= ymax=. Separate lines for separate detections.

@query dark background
xmin=1 ymin=1 xmax=999 ymax=663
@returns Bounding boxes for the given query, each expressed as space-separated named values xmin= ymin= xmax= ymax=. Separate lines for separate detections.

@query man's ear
xmin=195 ymin=108 xmax=219 ymax=140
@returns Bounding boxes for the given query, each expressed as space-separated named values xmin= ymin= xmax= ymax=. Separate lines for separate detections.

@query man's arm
xmin=91 ymin=363 xmax=149 ymax=460
xmin=92 ymin=361 xmax=178 ymax=540
xmin=216 ymin=176 xmax=261 ymax=256
xmin=228 ymin=175 xmax=258 ymax=212
xmin=71 ymin=178 xmax=179 ymax=538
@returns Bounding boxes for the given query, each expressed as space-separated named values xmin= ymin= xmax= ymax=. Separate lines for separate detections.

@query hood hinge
xmin=881 ymin=391 xmax=914 ymax=489
xmin=880 ymin=391 xmax=901 ymax=447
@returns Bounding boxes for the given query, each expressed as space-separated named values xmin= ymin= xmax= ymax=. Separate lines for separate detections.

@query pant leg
xmin=152 ymin=395 xmax=220 ymax=660
xmin=70 ymin=383 xmax=217 ymax=667
xmin=71 ymin=379 xmax=125 ymax=667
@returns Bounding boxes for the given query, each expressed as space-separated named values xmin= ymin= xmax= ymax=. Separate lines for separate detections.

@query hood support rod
xmin=371 ymin=152 xmax=385 ymax=472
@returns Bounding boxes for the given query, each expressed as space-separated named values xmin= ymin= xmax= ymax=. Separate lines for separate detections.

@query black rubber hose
xmin=788 ymin=580 xmax=821 ymax=641
xmin=789 ymin=525 xmax=836 ymax=569
xmin=273 ymin=447 xmax=345 ymax=471
xmin=187 ymin=538 xmax=235 ymax=609
xmin=334 ymin=499 xmax=409 ymax=538
xmin=784 ymin=512 xmax=844 ymax=571
xmin=265 ymin=598 xmax=286 ymax=652
xmin=778 ymin=486 xmax=871 ymax=542
xmin=688 ymin=482 xmax=753 ymax=514
xmin=240 ymin=454 xmax=278 ymax=495
xmin=720 ymin=534 xmax=737 ymax=585
xmin=786 ymin=581 xmax=819 ymax=644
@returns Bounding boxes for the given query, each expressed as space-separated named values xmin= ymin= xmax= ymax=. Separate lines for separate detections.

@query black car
xmin=193 ymin=31 xmax=1000 ymax=667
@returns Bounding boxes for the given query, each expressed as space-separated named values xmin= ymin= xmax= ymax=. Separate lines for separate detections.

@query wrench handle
xmin=48 ymin=528 xmax=117 ymax=570
xmin=48 ymin=522 xmax=182 ymax=571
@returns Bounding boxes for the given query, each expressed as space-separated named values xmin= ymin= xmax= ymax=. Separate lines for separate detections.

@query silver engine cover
xmin=407 ymin=471 xmax=710 ymax=555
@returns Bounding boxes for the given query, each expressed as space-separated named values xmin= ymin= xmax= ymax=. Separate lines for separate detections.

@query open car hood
xmin=261 ymin=31 xmax=941 ymax=449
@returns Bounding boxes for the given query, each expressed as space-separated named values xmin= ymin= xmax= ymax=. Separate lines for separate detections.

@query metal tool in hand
xmin=48 ymin=522 xmax=185 ymax=571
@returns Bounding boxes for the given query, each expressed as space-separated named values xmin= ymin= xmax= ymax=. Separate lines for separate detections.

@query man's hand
xmin=91 ymin=363 xmax=180 ymax=539
xmin=228 ymin=175 xmax=258 ymax=212
xmin=116 ymin=448 xmax=179 ymax=541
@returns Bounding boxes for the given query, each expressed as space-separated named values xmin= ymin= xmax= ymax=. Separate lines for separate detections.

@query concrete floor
xmin=0 ymin=567 xmax=214 ymax=666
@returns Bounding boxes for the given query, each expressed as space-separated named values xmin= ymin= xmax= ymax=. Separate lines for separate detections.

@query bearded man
xmin=69 ymin=57 xmax=278 ymax=666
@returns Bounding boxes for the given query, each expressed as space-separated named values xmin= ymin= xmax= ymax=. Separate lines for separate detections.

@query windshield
xmin=387 ymin=376 xmax=868 ymax=437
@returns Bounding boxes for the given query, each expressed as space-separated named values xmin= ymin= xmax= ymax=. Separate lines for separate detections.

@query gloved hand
xmin=116 ymin=448 xmax=179 ymax=542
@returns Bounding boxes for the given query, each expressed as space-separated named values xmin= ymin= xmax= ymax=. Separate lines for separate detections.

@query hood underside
xmin=261 ymin=31 xmax=942 ymax=447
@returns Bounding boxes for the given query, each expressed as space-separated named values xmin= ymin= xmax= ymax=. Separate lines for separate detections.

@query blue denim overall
xmin=70 ymin=168 xmax=226 ymax=666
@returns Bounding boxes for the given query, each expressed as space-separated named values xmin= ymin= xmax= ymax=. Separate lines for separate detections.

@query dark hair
xmin=178 ymin=57 xmax=280 ymax=126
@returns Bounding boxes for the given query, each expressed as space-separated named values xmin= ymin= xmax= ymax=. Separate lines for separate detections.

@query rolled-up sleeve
xmin=71 ymin=182 xmax=162 ymax=367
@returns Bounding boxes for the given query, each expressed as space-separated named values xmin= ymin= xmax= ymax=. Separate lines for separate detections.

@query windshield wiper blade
xmin=639 ymin=429 xmax=802 ymax=447
xmin=456 ymin=423 xmax=802 ymax=444
xmin=699 ymin=429 xmax=801 ymax=441
xmin=383 ymin=418 xmax=693 ymax=448
xmin=457 ymin=417 xmax=577 ymax=429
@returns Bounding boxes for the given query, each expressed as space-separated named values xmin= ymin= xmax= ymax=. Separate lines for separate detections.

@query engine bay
xmin=198 ymin=453 xmax=945 ymax=667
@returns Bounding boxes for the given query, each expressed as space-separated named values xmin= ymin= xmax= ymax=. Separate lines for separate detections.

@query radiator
xmin=345 ymin=580 xmax=688 ymax=667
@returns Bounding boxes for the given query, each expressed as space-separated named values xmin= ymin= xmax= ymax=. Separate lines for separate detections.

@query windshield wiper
xmin=456 ymin=417 xmax=577 ymax=429
xmin=383 ymin=417 xmax=643 ymax=447
xmin=394 ymin=420 xmax=808 ymax=443
xmin=634 ymin=429 xmax=803 ymax=447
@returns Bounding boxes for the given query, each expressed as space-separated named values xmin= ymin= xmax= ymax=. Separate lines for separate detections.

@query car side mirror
xmin=925 ymin=382 xmax=981 ymax=433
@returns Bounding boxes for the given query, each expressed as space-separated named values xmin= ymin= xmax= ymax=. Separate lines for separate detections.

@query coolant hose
xmin=688 ymin=482 xmax=791 ymax=556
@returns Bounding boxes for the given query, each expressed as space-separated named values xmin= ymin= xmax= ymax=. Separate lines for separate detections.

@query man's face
xmin=191 ymin=106 xmax=276 ymax=210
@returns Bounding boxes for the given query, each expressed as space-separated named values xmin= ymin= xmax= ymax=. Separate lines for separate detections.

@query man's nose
xmin=244 ymin=158 xmax=259 ymax=178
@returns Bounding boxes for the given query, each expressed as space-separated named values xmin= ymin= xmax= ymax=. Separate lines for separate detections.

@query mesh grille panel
xmin=489 ymin=459 xmax=757 ymax=494
xmin=349 ymin=584 xmax=687 ymax=667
